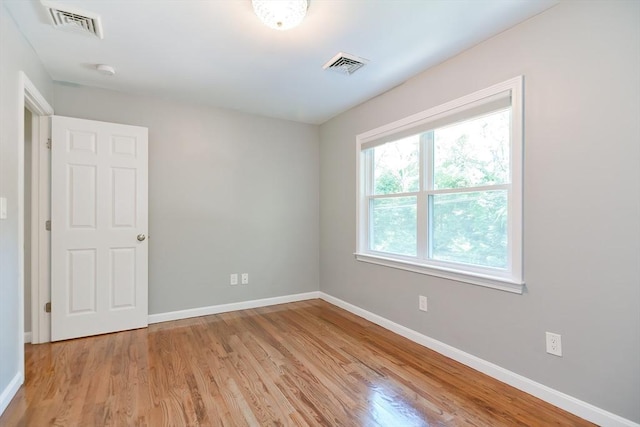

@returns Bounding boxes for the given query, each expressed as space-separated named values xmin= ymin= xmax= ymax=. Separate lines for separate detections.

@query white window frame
xmin=355 ymin=76 xmax=524 ymax=294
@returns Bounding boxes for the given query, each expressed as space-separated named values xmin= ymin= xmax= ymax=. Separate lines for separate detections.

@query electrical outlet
xmin=419 ymin=295 xmax=428 ymax=312
xmin=0 ymin=197 xmax=7 ymax=219
xmin=546 ymin=332 xmax=562 ymax=356
xmin=241 ymin=273 xmax=249 ymax=285
xmin=230 ymin=274 xmax=238 ymax=286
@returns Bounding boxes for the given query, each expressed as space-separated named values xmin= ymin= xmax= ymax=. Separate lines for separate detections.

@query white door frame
xmin=19 ymin=72 xmax=54 ymax=376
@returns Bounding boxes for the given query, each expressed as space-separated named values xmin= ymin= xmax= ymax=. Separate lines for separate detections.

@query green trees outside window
xmin=367 ymin=109 xmax=510 ymax=269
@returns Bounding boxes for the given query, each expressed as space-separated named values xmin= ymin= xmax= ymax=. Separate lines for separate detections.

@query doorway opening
xmin=19 ymin=72 xmax=54 ymax=384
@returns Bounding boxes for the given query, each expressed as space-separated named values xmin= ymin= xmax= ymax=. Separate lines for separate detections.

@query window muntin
xmin=356 ymin=77 xmax=523 ymax=292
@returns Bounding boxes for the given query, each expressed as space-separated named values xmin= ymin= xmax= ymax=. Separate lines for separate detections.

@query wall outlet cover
xmin=0 ymin=197 xmax=7 ymax=219
xmin=419 ymin=295 xmax=428 ymax=312
xmin=546 ymin=332 xmax=562 ymax=357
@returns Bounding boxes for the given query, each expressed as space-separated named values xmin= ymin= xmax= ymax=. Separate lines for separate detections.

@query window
xmin=356 ymin=77 xmax=524 ymax=293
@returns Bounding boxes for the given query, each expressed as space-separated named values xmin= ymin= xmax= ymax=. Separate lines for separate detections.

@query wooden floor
xmin=1 ymin=299 xmax=593 ymax=427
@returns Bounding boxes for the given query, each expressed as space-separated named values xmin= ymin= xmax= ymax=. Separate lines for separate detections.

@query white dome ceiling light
xmin=251 ymin=0 xmax=308 ymax=31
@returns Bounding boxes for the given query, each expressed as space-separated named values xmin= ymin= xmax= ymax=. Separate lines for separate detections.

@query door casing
xmin=19 ymin=73 xmax=54 ymax=371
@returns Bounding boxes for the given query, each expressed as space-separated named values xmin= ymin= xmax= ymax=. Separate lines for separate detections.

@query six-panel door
xmin=51 ymin=116 xmax=148 ymax=341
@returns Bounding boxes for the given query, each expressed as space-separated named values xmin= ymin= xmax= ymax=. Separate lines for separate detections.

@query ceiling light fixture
xmin=252 ymin=0 xmax=308 ymax=31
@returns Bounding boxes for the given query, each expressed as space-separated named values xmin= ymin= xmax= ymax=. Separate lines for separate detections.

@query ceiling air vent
xmin=41 ymin=0 xmax=104 ymax=39
xmin=323 ymin=52 xmax=368 ymax=75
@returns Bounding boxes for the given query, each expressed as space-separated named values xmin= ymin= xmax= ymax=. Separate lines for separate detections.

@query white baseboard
xmin=0 ymin=372 xmax=23 ymax=417
xmin=148 ymin=291 xmax=321 ymax=324
xmin=24 ymin=332 xmax=32 ymax=344
xmin=319 ymin=292 xmax=639 ymax=427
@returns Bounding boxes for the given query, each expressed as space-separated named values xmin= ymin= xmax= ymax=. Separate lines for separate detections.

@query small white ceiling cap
xmin=96 ymin=64 xmax=116 ymax=76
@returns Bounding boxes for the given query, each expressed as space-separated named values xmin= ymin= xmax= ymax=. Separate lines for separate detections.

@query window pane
xmin=433 ymin=109 xmax=510 ymax=190
xmin=371 ymin=197 xmax=417 ymax=256
xmin=373 ymin=136 xmax=419 ymax=195
xmin=431 ymin=190 xmax=507 ymax=268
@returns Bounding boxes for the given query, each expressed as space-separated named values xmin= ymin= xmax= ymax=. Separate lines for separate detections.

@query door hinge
xmin=45 ymin=220 xmax=51 ymax=231
xmin=45 ymin=302 xmax=51 ymax=313
xmin=46 ymin=138 xmax=51 ymax=149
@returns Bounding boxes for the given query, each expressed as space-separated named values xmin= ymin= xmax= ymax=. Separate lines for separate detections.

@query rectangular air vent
xmin=323 ymin=52 xmax=368 ymax=75
xmin=41 ymin=0 xmax=104 ymax=39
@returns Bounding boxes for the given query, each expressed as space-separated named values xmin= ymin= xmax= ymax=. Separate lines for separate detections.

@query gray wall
xmin=0 ymin=1 xmax=53 ymax=406
xmin=53 ymin=84 xmax=320 ymax=315
xmin=319 ymin=0 xmax=640 ymax=422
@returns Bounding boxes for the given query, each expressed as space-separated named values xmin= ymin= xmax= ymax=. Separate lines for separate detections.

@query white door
xmin=51 ymin=116 xmax=148 ymax=341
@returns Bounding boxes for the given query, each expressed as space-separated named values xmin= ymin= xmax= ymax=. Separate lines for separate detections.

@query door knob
xmin=137 ymin=234 xmax=146 ymax=242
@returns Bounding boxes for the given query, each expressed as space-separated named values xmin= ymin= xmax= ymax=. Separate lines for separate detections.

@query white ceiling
xmin=4 ymin=0 xmax=558 ymax=124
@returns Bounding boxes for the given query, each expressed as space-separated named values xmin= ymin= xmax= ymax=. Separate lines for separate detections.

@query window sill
xmin=354 ymin=253 xmax=524 ymax=294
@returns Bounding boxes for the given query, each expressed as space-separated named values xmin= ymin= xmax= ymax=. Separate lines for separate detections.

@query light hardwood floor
xmin=1 ymin=299 xmax=593 ymax=426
